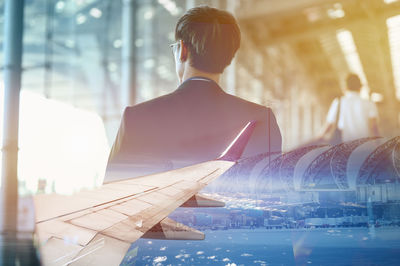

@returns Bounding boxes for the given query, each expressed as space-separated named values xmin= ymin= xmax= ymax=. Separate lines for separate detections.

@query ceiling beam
xmin=236 ymin=0 xmax=341 ymax=20
xmin=241 ymin=2 xmax=400 ymax=47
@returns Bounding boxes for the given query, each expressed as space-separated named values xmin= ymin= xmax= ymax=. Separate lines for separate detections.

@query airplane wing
xmin=34 ymin=121 xmax=256 ymax=266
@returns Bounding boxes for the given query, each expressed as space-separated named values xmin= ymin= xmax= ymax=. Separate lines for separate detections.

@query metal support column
xmin=225 ymin=0 xmax=239 ymax=95
xmin=1 ymin=0 xmax=24 ymax=264
xmin=136 ymin=0 xmax=155 ymax=102
xmin=1 ymin=0 xmax=24 ymax=233
xmin=121 ymin=0 xmax=137 ymax=108
xmin=44 ymin=0 xmax=54 ymax=98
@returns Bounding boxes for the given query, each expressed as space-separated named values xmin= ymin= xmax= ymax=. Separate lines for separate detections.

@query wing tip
xmin=217 ymin=121 xmax=257 ymax=162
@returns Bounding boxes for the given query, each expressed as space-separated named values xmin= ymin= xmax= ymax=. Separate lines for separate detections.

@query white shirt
xmin=326 ymin=91 xmax=378 ymax=142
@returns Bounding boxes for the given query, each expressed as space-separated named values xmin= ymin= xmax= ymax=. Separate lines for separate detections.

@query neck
xmin=181 ymin=65 xmax=220 ymax=85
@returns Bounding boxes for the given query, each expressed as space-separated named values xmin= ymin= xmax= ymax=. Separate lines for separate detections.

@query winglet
xmin=217 ymin=121 xmax=257 ymax=162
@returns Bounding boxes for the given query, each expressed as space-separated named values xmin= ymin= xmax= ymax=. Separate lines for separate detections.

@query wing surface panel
xmin=35 ymin=121 xmax=256 ymax=265
xmin=41 ymin=237 xmax=84 ymax=266
xmin=36 ymin=220 xmax=97 ymax=246
xmin=36 ymin=161 xmax=233 ymax=266
xmin=68 ymin=234 xmax=131 ymax=266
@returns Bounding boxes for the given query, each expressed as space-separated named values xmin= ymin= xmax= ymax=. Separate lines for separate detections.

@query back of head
xmin=175 ymin=6 xmax=241 ymax=73
xmin=346 ymin=73 xmax=362 ymax=91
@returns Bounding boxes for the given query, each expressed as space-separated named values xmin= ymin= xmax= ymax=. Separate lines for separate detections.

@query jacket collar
xmin=174 ymin=76 xmax=224 ymax=94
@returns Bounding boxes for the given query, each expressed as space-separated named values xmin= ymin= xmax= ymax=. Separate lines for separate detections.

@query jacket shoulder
xmin=123 ymin=93 xmax=175 ymax=116
xmin=224 ymin=93 xmax=270 ymax=114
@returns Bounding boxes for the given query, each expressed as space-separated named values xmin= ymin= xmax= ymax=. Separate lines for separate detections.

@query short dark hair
xmin=175 ymin=6 xmax=241 ymax=73
xmin=346 ymin=73 xmax=362 ymax=91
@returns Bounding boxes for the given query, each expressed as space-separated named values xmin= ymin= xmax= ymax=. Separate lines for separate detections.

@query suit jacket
xmin=104 ymin=77 xmax=281 ymax=183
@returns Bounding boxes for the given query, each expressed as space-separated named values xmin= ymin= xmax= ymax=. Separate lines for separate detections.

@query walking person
xmin=317 ymin=73 xmax=380 ymax=144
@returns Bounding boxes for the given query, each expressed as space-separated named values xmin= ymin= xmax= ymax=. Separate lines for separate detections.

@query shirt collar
xmin=174 ymin=76 xmax=224 ymax=94
xmin=345 ymin=91 xmax=360 ymax=97
xmin=181 ymin=76 xmax=216 ymax=85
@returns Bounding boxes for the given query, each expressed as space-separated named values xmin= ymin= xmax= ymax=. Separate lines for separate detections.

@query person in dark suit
xmin=104 ymin=6 xmax=281 ymax=183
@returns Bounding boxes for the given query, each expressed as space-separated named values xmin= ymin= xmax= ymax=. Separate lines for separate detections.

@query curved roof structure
xmin=299 ymin=138 xmax=378 ymax=190
xmin=208 ymin=137 xmax=400 ymax=193
xmin=330 ymin=138 xmax=379 ymax=190
xmin=345 ymin=138 xmax=387 ymax=189
xmin=293 ymin=146 xmax=331 ymax=190
xmin=279 ymin=145 xmax=326 ymax=191
xmin=356 ymin=136 xmax=400 ymax=185
xmin=295 ymin=136 xmax=399 ymax=191
xmin=247 ymin=152 xmax=281 ymax=194
xmin=301 ymin=145 xmax=343 ymax=190
xmin=394 ymin=141 xmax=400 ymax=178
xmin=254 ymin=153 xmax=287 ymax=193
xmin=214 ymin=152 xmax=280 ymax=193
xmin=251 ymin=145 xmax=326 ymax=193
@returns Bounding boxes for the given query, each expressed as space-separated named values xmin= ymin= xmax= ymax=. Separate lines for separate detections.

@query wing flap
xmin=102 ymin=183 xmax=155 ymax=193
xmin=68 ymin=210 xmax=128 ymax=232
xmin=181 ymin=194 xmax=225 ymax=207
xmin=137 ymin=191 xmax=174 ymax=206
xmin=37 ymin=220 xmax=97 ymax=247
xmin=101 ymin=220 xmax=144 ymax=243
xmin=108 ymin=198 xmax=152 ymax=216
xmin=157 ymin=185 xmax=185 ymax=197
xmin=142 ymin=217 xmax=204 ymax=240
xmin=171 ymin=180 xmax=203 ymax=190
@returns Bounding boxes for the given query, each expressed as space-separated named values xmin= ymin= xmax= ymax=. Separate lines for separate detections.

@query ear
xmin=179 ymin=40 xmax=188 ymax=62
